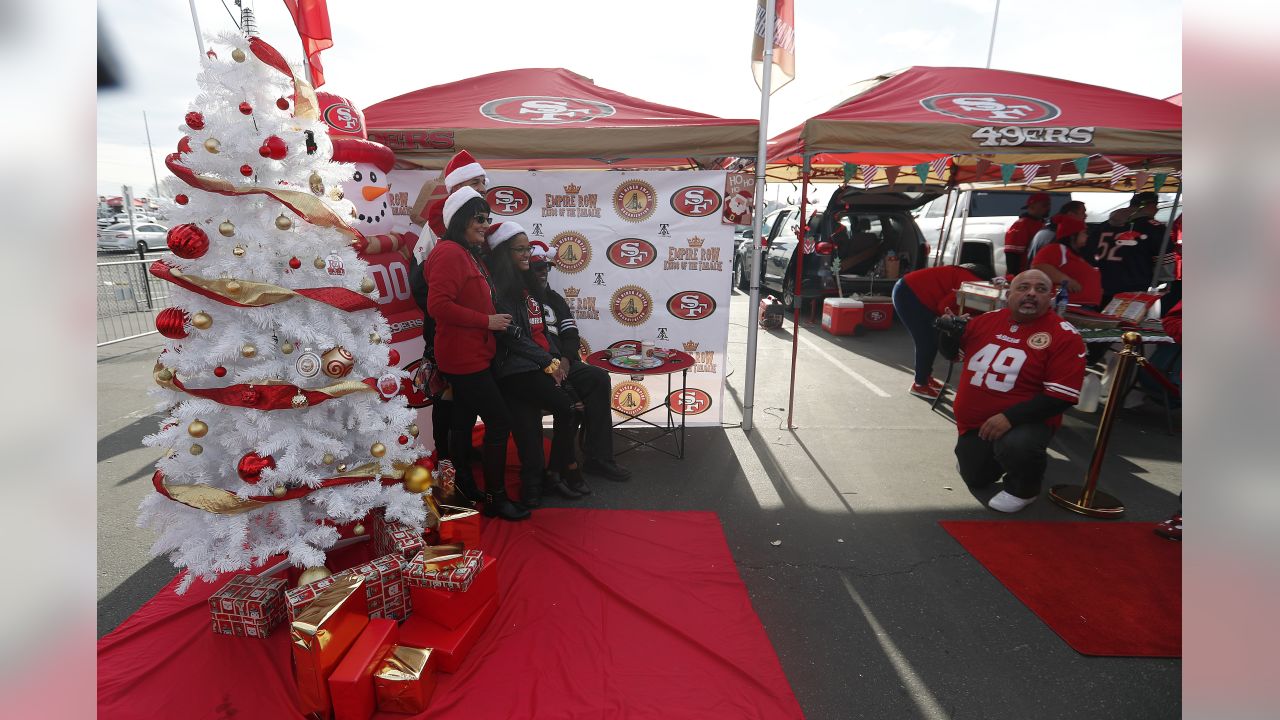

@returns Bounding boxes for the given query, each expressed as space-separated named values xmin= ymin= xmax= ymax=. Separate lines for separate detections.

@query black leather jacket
xmin=491 ymin=291 xmax=557 ymax=378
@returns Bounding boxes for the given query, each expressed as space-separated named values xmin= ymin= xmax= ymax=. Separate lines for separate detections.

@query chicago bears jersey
xmin=954 ymin=307 xmax=1086 ymax=434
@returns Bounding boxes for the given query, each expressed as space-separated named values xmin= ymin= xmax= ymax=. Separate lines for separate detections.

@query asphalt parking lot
xmin=97 ymin=286 xmax=1182 ymax=719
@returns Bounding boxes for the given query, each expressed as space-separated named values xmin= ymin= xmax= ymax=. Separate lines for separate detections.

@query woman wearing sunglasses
xmin=423 ymin=187 xmax=528 ymax=521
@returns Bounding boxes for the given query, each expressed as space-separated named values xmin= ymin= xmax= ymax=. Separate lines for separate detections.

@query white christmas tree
xmin=138 ymin=30 xmax=429 ymax=592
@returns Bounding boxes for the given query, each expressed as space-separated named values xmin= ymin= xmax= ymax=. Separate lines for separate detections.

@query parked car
xmin=733 ymin=205 xmax=800 ymax=293
xmin=735 ymin=188 xmax=940 ymax=308
xmin=97 ymin=222 xmax=168 ymax=254
xmin=916 ymin=190 xmax=1073 ymax=277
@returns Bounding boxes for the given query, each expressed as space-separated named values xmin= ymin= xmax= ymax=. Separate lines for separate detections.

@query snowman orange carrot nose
xmin=363 ymin=185 xmax=389 ymax=201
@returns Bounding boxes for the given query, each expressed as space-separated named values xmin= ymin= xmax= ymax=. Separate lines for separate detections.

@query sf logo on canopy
xmin=919 ymin=93 xmax=1061 ymax=124
xmin=481 ymin=96 xmax=617 ymax=125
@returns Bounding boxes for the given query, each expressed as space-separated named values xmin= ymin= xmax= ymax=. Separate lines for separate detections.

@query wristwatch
xmin=544 ymin=358 xmax=561 ymax=375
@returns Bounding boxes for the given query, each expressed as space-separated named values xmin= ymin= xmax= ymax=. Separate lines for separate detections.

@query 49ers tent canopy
xmin=765 ymin=66 xmax=1181 ymax=188
xmin=363 ymin=68 xmax=758 ymax=169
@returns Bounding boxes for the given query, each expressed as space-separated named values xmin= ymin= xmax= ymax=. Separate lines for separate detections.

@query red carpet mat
xmin=99 ymin=510 xmax=804 ymax=719
xmin=940 ymin=520 xmax=1181 ymax=658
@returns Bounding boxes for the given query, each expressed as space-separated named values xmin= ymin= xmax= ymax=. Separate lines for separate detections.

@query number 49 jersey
xmin=953 ymin=308 xmax=1086 ymax=434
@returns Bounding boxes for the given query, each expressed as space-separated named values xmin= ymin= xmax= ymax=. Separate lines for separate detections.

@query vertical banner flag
xmin=752 ymin=0 xmax=796 ymax=93
xmin=722 ymin=172 xmax=755 ymax=226
xmin=283 ymin=0 xmax=333 ymax=87
xmin=389 ymin=170 xmax=734 ymax=427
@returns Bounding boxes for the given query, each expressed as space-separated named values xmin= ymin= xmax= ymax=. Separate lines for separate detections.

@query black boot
xmin=520 ymin=474 xmax=544 ymax=508
xmin=562 ymin=465 xmax=592 ymax=495
xmin=481 ymin=488 xmax=530 ymax=521
xmin=583 ymin=458 xmax=631 ymax=482
xmin=545 ymin=470 xmax=584 ymax=499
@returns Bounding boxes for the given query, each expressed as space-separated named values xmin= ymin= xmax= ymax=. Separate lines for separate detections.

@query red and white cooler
xmin=861 ymin=296 xmax=894 ymax=330
xmin=821 ymin=298 xmax=864 ymax=336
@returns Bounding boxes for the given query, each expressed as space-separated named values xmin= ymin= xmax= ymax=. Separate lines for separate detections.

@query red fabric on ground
xmin=940 ymin=520 xmax=1181 ymax=657
xmin=99 ymin=510 xmax=803 ymax=719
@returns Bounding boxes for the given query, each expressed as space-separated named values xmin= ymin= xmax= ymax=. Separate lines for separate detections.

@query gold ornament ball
xmin=353 ymin=523 xmax=366 ymax=536
xmin=218 ymin=221 xmax=236 ymax=237
xmin=275 ymin=214 xmax=293 ymax=231
xmin=370 ymin=442 xmax=387 ymax=458
xmin=313 ymin=257 xmax=326 ymax=269
xmin=204 ymin=138 xmax=221 ymax=153
xmin=189 ymin=443 xmax=204 ymax=456
xmin=187 ymin=420 xmax=209 ymax=438
xmin=291 ymin=394 xmax=308 ymax=409
xmin=309 ymin=172 xmax=325 ymax=195
xmin=336 ymin=463 xmax=348 ymax=472
xmin=369 ymin=332 xmax=382 ymax=344
xmin=281 ymin=341 xmax=295 ymax=354
xmin=272 ymin=484 xmax=287 ymax=498
xmin=360 ymin=277 xmax=376 ymax=293
xmin=191 ymin=312 xmax=212 ymax=330
xmin=241 ymin=344 xmax=257 ymax=358
xmin=157 ymin=368 xmax=174 ymax=382
xmin=403 ymin=465 xmax=432 ymax=493
xmin=322 ymin=453 xmax=335 ymax=465
xmin=408 ymin=424 xmax=419 ymax=437
xmin=232 ymin=245 xmax=246 ymax=257
xmin=331 ymin=187 xmax=345 ymax=201
xmin=297 ymin=566 xmax=332 ymax=587
xmin=226 ymin=280 xmax=242 ymax=294
xmin=231 ymin=48 xmax=247 ymax=63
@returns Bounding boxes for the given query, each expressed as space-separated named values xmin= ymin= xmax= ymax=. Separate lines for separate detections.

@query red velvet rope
xmin=160 ymin=368 xmax=400 ymax=410
xmin=1139 ymin=360 xmax=1181 ymax=398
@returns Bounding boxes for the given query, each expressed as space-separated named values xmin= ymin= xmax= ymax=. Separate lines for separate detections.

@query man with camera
xmin=936 ymin=270 xmax=1086 ymax=512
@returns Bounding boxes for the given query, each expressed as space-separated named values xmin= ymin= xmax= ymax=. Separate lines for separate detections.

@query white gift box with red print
xmin=209 ymin=573 xmax=288 ymax=638
xmin=405 ymin=549 xmax=483 ymax=591
xmin=371 ymin=510 xmax=426 ymax=558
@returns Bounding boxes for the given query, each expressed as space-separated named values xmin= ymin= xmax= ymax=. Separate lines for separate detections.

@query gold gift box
xmin=436 ymin=504 xmax=481 ymax=549
xmin=290 ymin=573 xmax=370 ymax=719
xmin=373 ymin=645 xmax=438 ymax=714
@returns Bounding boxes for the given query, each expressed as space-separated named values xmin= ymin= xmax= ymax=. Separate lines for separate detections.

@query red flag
xmin=282 ymin=0 xmax=333 ymax=88
xmin=752 ymin=0 xmax=795 ymax=93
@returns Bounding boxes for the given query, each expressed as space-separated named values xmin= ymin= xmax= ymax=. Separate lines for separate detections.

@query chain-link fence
xmin=97 ymin=257 xmax=173 ymax=346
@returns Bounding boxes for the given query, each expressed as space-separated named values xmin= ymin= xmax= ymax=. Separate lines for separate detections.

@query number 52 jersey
xmin=953 ymin=307 xmax=1086 ymax=434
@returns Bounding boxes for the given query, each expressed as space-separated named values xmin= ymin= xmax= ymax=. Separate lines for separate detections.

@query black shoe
xmin=583 ymin=458 xmax=631 ymax=482
xmin=562 ymin=466 xmax=592 ymax=496
xmin=519 ymin=475 xmax=544 ymax=508
xmin=544 ymin=471 xmax=584 ymax=499
xmin=481 ymin=489 xmax=531 ymax=521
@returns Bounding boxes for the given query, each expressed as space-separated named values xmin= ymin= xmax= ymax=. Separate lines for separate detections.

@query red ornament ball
xmin=288 ymin=257 xmax=301 ymax=269
xmin=175 ymin=194 xmax=189 ymax=205
xmin=185 ymin=111 xmax=204 ymax=130
xmin=276 ymin=97 xmax=290 ymax=111
xmin=178 ymin=136 xmax=193 ymax=154
xmin=214 ymin=366 xmax=227 ymax=378
xmin=239 ymin=101 xmax=253 ymax=115
xmin=237 ymin=452 xmax=276 ymax=484
xmin=398 ymin=435 xmax=409 ymax=445
xmin=240 ymin=164 xmax=253 ymax=177
xmin=206 ymin=49 xmax=217 ymax=60
xmin=388 ymin=349 xmax=400 ymax=365
xmin=156 ymin=307 xmax=189 ymax=339
xmin=259 ymin=135 xmax=287 ymax=160
xmin=166 ymin=224 xmax=210 ymax=259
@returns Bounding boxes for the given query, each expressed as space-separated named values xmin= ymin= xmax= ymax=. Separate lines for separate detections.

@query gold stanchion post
xmin=1049 ymin=331 xmax=1142 ymax=517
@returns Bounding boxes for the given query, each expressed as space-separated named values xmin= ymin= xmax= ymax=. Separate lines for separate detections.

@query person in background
xmin=1153 ymin=298 xmax=1182 ymax=540
xmin=1093 ymin=191 xmax=1166 ymax=305
xmin=938 ymin=269 xmax=1086 ymax=513
xmin=892 ymin=262 xmax=995 ymax=400
xmin=423 ymin=187 xmax=527 ymax=521
xmin=1030 ymin=215 xmax=1103 ymax=309
xmin=483 ymin=221 xmax=579 ymax=509
xmin=530 ymin=243 xmax=632 ymax=485
xmin=1002 ymin=192 xmax=1051 ymax=275
xmin=1026 ymin=200 xmax=1087 ymax=261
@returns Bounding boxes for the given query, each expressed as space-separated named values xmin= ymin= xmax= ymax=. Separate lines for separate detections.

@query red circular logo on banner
xmin=668 ymin=388 xmax=712 ymax=416
xmin=479 ymin=96 xmax=616 ymax=125
xmin=322 ymin=102 xmax=364 ymax=134
xmin=919 ymin=93 xmax=1061 ymax=124
xmin=606 ymin=239 xmax=657 ymax=269
xmin=485 ymin=187 xmax=532 ymax=216
xmin=670 ymin=186 xmax=723 ymax=217
xmin=666 ymin=291 xmax=716 ymax=320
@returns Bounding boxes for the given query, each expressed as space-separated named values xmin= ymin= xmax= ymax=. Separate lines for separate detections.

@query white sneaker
xmin=988 ymin=490 xmax=1036 ymax=513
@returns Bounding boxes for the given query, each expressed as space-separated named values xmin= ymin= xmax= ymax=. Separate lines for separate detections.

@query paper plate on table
xmin=609 ymin=355 xmax=663 ymax=370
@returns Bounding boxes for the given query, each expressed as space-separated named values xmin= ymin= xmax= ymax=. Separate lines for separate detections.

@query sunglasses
xmin=509 ymin=246 xmax=532 ymax=256
xmin=473 ymin=214 xmax=492 ymax=225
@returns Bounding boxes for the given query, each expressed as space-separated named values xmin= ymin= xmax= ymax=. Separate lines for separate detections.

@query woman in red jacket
xmin=892 ymin=262 xmax=994 ymax=399
xmin=423 ymin=187 xmax=528 ymax=521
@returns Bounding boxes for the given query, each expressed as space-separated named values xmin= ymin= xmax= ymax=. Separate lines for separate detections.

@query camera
xmin=934 ymin=313 xmax=970 ymax=338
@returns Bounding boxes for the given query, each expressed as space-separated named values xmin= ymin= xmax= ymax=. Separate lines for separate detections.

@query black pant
xmin=499 ymin=370 xmax=575 ymax=487
xmin=444 ymin=369 xmax=511 ymax=494
xmin=566 ymin=361 xmax=613 ymax=463
xmin=955 ymin=423 xmax=1054 ymax=499
xmin=432 ymin=398 xmax=453 ymax=461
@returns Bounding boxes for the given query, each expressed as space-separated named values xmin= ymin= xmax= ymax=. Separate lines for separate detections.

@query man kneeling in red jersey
xmin=937 ymin=270 xmax=1086 ymax=512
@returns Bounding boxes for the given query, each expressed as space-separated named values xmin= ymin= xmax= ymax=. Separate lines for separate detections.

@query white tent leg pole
xmin=741 ymin=0 xmax=777 ymax=435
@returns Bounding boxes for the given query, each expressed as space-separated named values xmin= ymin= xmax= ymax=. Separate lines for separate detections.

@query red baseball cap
xmin=1055 ymin=216 xmax=1087 ymax=239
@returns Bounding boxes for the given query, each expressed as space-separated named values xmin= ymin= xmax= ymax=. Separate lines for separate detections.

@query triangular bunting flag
xmin=914 ymin=162 xmax=930 ymax=184
xmin=1132 ymin=170 xmax=1151 ymax=191
xmin=1108 ymin=160 xmax=1130 ymax=188
xmin=843 ymin=163 xmax=857 ymax=184
xmin=930 ymin=156 xmax=950 ymax=182
xmin=861 ymin=165 xmax=877 ymax=189
xmin=1048 ymin=162 xmax=1063 ymax=183
xmin=1153 ymin=173 xmax=1169 ymax=192
xmin=1020 ymin=163 xmax=1042 ymax=186
xmin=1000 ymin=164 xmax=1015 ymax=185
xmin=1072 ymin=156 xmax=1090 ymax=176
xmin=884 ymin=166 xmax=900 ymax=190
xmin=974 ymin=158 xmax=992 ymax=180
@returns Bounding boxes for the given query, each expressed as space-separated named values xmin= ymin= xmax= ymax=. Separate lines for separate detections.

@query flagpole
xmin=187 ymin=0 xmax=205 ymax=57
xmin=142 ymin=111 xmax=160 ymax=198
xmin=741 ymin=0 xmax=778 ymax=434
xmin=985 ymin=0 xmax=1001 ymax=68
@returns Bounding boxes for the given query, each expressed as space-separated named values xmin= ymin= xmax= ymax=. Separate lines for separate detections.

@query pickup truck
xmin=915 ymin=189 xmax=1072 ymax=277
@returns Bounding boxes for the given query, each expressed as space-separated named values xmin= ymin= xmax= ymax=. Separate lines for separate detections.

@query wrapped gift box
xmin=290 ymin=574 xmax=370 ymax=719
xmin=409 ymin=554 xmax=497 ymax=630
xmin=399 ymin=596 xmax=498 ymax=673
xmin=373 ymin=645 xmax=438 ymax=714
xmin=434 ymin=504 xmax=481 ymax=549
xmin=406 ymin=548 xmax=481 ymax=591
xmin=328 ymin=618 xmax=399 ymax=720
xmin=286 ymin=554 xmax=411 ymax=623
xmin=209 ymin=573 xmax=288 ymax=638
xmin=371 ymin=510 xmax=426 ymax=558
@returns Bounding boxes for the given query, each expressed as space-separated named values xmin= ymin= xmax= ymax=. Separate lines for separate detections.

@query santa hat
xmin=443 ymin=186 xmax=483 ymax=229
xmin=485 ymin=221 xmax=526 ymax=250
xmin=444 ymin=150 xmax=487 ymax=191
xmin=529 ymin=240 xmax=551 ymax=267
xmin=426 ymin=200 xmax=446 ymax=238
xmin=317 ymin=91 xmax=395 ymax=173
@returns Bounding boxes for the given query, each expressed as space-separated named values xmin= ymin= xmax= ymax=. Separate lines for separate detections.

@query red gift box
xmin=373 ymin=645 xmax=438 ymax=714
xmin=290 ymin=574 xmax=370 ymax=719
xmin=435 ymin=504 xmax=481 ymax=549
xmin=328 ymin=618 xmax=398 ymax=720
xmin=399 ymin=596 xmax=498 ymax=673
xmin=371 ymin=510 xmax=426 ymax=559
xmin=208 ymin=573 xmax=288 ymax=638
xmin=286 ymin=554 xmax=411 ymax=623
xmin=406 ymin=549 xmax=481 ymax=591
xmin=410 ymin=554 xmax=497 ymax=630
